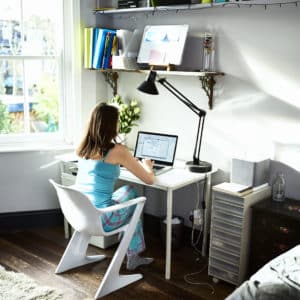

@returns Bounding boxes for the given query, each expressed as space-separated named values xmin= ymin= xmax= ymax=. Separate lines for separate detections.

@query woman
xmin=75 ymin=102 xmax=155 ymax=271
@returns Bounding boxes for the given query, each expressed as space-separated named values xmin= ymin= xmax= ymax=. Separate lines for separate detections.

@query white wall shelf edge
xmin=94 ymin=0 xmax=299 ymax=15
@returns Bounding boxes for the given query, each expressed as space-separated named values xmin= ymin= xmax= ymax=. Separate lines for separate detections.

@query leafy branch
xmin=109 ymin=95 xmax=141 ymax=134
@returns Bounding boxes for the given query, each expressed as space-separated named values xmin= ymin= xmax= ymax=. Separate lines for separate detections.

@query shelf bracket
xmin=199 ymin=75 xmax=216 ymax=110
xmin=102 ymin=71 xmax=119 ymax=96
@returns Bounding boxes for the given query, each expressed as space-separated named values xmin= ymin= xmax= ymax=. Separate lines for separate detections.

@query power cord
xmin=191 ymin=181 xmax=202 ymax=252
xmin=183 ymin=259 xmax=216 ymax=295
xmin=190 ymin=176 xmax=207 ymax=252
xmin=186 ymin=176 xmax=216 ymax=295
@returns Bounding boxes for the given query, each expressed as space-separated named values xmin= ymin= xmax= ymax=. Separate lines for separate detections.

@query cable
xmin=190 ymin=176 xmax=207 ymax=252
xmin=183 ymin=261 xmax=216 ymax=295
xmin=191 ymin=181 xmax=202 ymax=252
xmin=186 ymin=176 xmax=215 ymax=295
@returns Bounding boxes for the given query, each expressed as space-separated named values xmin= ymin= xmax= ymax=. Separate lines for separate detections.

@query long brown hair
xmin=76 ymin=103 xmax=119 ymax=159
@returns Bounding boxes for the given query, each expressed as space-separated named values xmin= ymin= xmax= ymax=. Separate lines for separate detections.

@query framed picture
xmin=137 ymin=24 xmax=189 ymax=66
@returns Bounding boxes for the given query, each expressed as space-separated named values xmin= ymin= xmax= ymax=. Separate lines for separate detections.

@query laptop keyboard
xmin=153 ymin=165 xmax=164 ymax=170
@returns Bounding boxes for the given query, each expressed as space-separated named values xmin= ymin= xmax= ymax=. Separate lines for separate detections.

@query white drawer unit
xmin=60 ymin=160 xmax=119 ymax=249
xmin=208 ymin=185 xmax=271 ymax=285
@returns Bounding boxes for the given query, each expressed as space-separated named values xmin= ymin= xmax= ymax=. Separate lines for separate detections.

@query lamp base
xmin=186 ymin=160 xmax=212 ymax=173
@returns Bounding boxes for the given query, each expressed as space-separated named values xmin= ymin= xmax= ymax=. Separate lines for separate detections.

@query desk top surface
xmin=120 ymin=167 xmax=208 ymax=190
xmin=56 ymin=152 xmax=210 ymax=190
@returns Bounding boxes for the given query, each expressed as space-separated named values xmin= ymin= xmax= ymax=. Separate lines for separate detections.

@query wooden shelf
xmin=99 ymin=69 xmax=224 ymax=109
xmin=94 ymin=0 xmax=299 ymax=15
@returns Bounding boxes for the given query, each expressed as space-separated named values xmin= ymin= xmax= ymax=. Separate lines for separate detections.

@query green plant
xmin=32 ymin=75 xmax=59 ymax=132
xmin=0 ymin=100 xmax=14 ymax=134
xmin=108 ymin=95 xmax=141 ymax=134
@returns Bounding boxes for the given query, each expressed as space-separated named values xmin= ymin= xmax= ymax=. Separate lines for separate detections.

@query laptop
xmin=134 ymin=131 xmax=178 ymax=175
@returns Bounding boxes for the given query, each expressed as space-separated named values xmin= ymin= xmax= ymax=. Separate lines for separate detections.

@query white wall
xmin=2 ymin=3 xmax=300 ymax=221
xmin=94 ymin=5 xmax=300 ymax=173
xmin=0 ymin=150 xmax=69 ymax=213
xmin=91 ymin=4 xmax=300 ymax=223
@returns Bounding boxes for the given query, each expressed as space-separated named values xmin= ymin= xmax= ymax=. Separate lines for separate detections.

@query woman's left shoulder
xmin=110 ymin=143 xmax=125 ymax=154
xmin=113 ymin=143 xmax=127 ymax=151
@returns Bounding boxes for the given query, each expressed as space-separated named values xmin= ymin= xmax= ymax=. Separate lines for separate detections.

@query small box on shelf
xmin=112 ymin=56 xmax=138 ymax=70
xmin=96 ymin=0 xmax=118 ymax=9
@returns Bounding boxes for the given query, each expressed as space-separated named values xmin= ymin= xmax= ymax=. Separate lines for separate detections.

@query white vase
xmin=117 ymin=133 xmax=127 ymax=145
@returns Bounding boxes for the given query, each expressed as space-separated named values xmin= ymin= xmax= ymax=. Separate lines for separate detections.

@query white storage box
xmin=231 ymin=158 xmax=270 ymax=187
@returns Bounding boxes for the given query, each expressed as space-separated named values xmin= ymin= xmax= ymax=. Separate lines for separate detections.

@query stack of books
xmin=84 ymin=27 xmax=117 ymax=69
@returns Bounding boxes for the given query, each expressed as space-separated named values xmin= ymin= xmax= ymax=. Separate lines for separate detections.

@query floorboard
xmin=0 ymin=227 xmax=235 ymax=300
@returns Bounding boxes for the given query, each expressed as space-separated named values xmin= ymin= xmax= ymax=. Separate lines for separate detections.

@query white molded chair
xmin=49 ymin=179 xmax=146 ymax=299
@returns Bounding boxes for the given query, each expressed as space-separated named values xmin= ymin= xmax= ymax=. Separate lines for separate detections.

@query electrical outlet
xmin=193 ymin=209 xmax=201 ymax=226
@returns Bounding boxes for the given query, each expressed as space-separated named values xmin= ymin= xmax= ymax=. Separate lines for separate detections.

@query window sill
xmin=0 ymin=143 xmax=75 ymax=153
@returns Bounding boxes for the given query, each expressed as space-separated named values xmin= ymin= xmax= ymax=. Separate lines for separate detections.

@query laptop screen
xmin=134 ymin=131 xmax=178 ymax=166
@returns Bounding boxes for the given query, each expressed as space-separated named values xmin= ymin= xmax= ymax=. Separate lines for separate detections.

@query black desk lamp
xmin=137 ymin=70 xmax=212 ymax=173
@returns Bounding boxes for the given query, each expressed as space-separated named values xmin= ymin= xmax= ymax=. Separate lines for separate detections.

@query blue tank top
xmin=75 ymin=150 xmax=120 ymax=208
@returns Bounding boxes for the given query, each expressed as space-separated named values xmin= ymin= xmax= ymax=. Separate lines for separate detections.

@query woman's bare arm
xmin=114 ymin=144 xmax=155 ymax=185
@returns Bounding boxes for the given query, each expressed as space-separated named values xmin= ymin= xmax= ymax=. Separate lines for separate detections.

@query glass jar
xmin=272 ymin=172 xmax=286 ymax=202
xmin=202 ymin=32 xmax=215 ymax=71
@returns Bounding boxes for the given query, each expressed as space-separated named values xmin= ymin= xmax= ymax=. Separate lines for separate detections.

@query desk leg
xmin=165 ymin=188 xmax=173 ymax=280
xmin=202 ymin=173 xmax=212 ymax=257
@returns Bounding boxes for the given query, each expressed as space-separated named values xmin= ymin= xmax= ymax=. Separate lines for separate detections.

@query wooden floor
xmin=0 ymin=227 xmax=235 ymax=300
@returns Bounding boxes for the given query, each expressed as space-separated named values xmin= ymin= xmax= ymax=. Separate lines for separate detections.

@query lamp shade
xmin=137 ymin=71 xmax=159 ymax=95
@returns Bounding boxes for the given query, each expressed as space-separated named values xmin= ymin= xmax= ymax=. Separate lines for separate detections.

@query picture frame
xmin=137 ymin=24 xmax=189 ymax=66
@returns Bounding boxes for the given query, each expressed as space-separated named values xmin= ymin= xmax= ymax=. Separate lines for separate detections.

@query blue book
xmin=102 ymin=31 xmax=116 ymax=69
xmin=92 ymin=28 xmax=109 ymax=69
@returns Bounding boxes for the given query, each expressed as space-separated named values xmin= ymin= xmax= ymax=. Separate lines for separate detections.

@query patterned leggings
xmin=101 ymin=185 xmax=145 ymax=257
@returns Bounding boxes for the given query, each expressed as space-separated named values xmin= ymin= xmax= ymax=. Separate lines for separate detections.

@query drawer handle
xmin=279 ymin=226 xmax=289 ymax=234
xmin=275 ymin=243 xmax=289 ymax=252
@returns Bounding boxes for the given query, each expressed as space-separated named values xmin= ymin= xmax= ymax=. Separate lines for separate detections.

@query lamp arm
xmin=157 ymin=77 xmax=206 ymax=165
xmin=158 ymin=78 xmax=206 ymax=117
xmin=193 ymin=115 xmax=205 ymax=164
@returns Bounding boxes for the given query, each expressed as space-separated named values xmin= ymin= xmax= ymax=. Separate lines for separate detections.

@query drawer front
xmin=210 ymin=247 xmax=240 ymax=266
xmin=211 ymin=228 xmax=241 ymax=246
xmin=214 ymin=192 xmax=245 ymax=208
xmin=213 ymin=198 xmax=244 ymax=217
xmin=249 ymin=205 xmax=300 ymax=276
xmin=62 ymin=161 xmax=78 ymax=175
xmin=252 ymin=212 xmax=300 ymax=245
xmin=208 ymin=265 xmax=238 ymax=285
xmin=61 ymin=172 xmax=76 ymax=186
xmin=210 ymin=237 xmax=240 ymax=255
xmin=213 ymin=208 xmax=243 ymax=227
xmin=212 ymin=217 xmax=242 ymax=236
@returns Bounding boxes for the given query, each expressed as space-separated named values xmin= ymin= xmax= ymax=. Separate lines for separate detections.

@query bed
xmin=225 ymin=245 xmax=300 ymax=300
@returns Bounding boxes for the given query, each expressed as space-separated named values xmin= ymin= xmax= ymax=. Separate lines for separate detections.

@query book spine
xmin=92 ymin=28 xmax=108 ymax=69
xmin=109 ymin=34 xmax=118 ymax=68
xmin=84 ymin=27 xmax=94 ymax=68
xmin=103 ymin=31 xmax=116 ymax=69
xmin=101 ymin=31 xmax=112 ymax=69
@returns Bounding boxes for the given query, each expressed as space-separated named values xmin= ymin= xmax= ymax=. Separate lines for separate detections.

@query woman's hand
xmin=116 ymin=144 xmax=155 ymax=185
xmin=141 ymin=159 xmax=154 ymax=172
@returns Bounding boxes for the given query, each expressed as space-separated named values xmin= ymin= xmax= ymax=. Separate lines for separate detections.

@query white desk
xmin=119 ymin=166 xmax=211 ymax=280
xmin=56 ymin=153 xmax=212 ymax=280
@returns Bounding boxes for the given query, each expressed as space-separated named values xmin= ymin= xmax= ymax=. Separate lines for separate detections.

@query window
xmin=0 ymin=0 xmax=69 ymax=145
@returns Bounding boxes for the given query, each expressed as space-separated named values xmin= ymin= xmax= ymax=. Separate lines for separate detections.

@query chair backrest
xmin=49 ymin=179 xmax=103 ymax=236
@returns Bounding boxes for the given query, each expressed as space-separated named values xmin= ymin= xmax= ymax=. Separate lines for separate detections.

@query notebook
xmin=134 ymin=131 xmax=178 ymax=175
